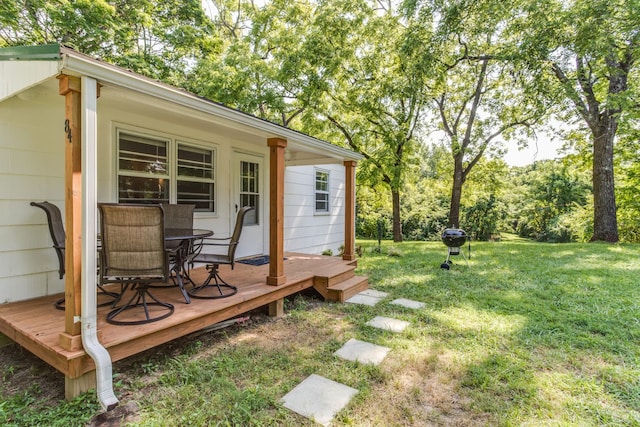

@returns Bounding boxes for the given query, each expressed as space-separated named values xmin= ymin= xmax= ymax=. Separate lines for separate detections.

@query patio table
xmin=164 ymin=228 xmax=213 ymax=304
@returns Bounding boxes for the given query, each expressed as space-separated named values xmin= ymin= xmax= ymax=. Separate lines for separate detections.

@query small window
xmin=315 ymin=169 xmax=329 ymax=213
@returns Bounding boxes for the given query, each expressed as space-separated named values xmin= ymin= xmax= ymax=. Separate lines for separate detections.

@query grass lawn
xmin=1 ymin=239 xmax=639 ymax=426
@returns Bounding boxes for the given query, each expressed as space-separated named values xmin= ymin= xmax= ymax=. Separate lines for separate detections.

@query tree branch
xmin=462 ymin=59 xmax=489 ymax=151
xmin=551 ymin=61 xmax=593 ymax=128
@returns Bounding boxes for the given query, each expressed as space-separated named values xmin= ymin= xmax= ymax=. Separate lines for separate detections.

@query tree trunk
xmin=448 ymin=155 xmax=464 ymax=228
xmin=392 ymin=189 xmax=403 ymax=242
xmin=591 ymin=123 xmax=619 ymax=242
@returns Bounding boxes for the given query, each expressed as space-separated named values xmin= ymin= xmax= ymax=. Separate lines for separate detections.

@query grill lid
xmin=441 ymin=228 xmax=467 ymax=247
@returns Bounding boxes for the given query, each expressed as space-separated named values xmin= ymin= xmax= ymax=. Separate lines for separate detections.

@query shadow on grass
xmin=355 ymin=239 xmax=640 ymax=425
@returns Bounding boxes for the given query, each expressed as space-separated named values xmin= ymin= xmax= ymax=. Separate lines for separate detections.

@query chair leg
xmin=188 ymin=264 xmax=238 ymax=299
xmin=107 ymin=285 xmax=174 ymax=325
xmin=150 ymin=256 xmax=192 ymax=304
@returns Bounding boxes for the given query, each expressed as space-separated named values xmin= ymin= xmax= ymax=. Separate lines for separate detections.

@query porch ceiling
xmin=100 ymin=84 xmax=345 ymax=164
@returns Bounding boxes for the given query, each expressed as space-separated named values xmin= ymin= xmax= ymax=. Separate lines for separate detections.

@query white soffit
xmin=0 ymin=60 xmax=59 ymax=102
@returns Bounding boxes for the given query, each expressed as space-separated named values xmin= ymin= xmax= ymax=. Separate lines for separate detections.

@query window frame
xmin=115 ymin=127 xmax=217 ymax=214
xmin=175 ymin=140 xmax=216 ymax=212
xmin=314 ymin=168 xmax=330 ymax=214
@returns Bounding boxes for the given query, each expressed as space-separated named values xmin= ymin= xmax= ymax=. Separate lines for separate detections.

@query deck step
xmin=325 ymin=275 xmax=369 ymax=303
xmin=314 ymin=265 xmax=356 ymax=289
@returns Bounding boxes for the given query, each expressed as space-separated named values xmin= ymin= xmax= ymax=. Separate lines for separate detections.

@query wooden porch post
xmin=343 ymin=161 xmax=357 ymax=261
xmin=266 ymin=138 xmax=287 ymax=287
xmin=58 ymin=75 xmax=83 ymax=348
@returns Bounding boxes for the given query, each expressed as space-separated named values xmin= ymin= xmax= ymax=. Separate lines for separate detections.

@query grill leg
xmin=441 ymin=246 xmax=469 ymax=269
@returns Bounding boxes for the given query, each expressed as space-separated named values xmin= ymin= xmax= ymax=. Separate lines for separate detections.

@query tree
xmin=615 ymin=120 xmax=640 ymax=242
xmin=292 ymin=0 xmax=430 ymax=242
xmin=506 ymin=160 xmax=591 ymax=241
xmin=0 ymin=0 xmax=221 ymax=84
xmin=514 ymin=0 xmax=640 ymax=242
xmin=187 ymin=0 xmax=319 ymax=126
xmin=403 ymin=0 xmax=548 ymax=228
xmin=0 ymin=0 xmax=119 ymax=52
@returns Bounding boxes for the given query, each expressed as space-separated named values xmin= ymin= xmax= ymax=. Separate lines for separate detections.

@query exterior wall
xmin=0 ymin=79 xmax=349 ymax=303
xmin=95 ymin=89 xmax=271 ymax=259
xmin=284 ymin=164 xmax=345 ymax=255
xmin=0 ymin=83 xmax=66 ymax=302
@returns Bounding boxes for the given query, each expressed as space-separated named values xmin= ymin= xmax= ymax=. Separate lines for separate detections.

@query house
xmin=0 ymin=44 xmax=364 ymax=409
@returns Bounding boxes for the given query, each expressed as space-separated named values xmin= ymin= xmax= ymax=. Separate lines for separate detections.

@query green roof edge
xmin=0 ymin=44 xmax=61 ymax=61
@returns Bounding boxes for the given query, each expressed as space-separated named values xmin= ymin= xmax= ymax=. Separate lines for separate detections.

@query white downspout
xmin=81 ymin=76 xmax=119 ymax=411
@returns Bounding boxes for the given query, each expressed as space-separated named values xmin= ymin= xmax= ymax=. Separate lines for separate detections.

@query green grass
xmin=0 ymin=389 xmax=100 ymax=427
xmin=1 ymin=239 xmax=638 ymax=425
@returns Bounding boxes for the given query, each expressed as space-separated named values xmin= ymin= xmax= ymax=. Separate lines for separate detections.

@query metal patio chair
xmin=161 ymin=203 xmax=198 ymax=280
xmin=31 ymin=201 xmax=119 ymax=309
xmin=30 ymin=201 xmax=66 ymax=280
xmin=189 ymin=206 xmax=254 ymax=299
xmin=99 ymin=203 xmax=174 ymax=325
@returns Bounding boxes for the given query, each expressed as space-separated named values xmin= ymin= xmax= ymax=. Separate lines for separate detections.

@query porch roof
xmin=0 ymin=44 xmax=362 ymax=164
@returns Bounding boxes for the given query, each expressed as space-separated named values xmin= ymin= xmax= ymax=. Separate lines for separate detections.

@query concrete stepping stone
xmin=358 ymin=289 xmax=389 ymax=298
xmin=334 ymin=338 xmax=390 ymax=365
xmin=390 ymin=298 xmax=425 ymax=309
xmin=345 ymin=289 xmax=389 ymax=306
xmin=366 ymin=316 xmax=410 ymax=333
xmin=280 ymin=374 xmax=358 ymax=426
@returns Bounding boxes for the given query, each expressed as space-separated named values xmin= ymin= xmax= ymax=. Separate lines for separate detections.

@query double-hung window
xmin=177 ymin=143 xmax=215 ymax=211
xmin=117 ymin=130 xmax=215 ymax=212
xmin=315 ymin=169 xmax=330 ymax=213
xmin=118 ymin=132 xmax=169 ymax=204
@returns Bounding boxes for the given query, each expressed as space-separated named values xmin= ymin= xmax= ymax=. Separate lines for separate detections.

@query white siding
xmin=95 ymin=89 xmax=271 ymax=255
xmin=283 ymin=164 xmax=346 ymax=255
xmin=0 ymin=83 xmax=66 ymax=302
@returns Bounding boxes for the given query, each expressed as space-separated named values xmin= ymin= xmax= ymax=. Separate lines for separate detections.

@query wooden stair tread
xmin=316 ymin=264 xmax=355 ymax=278
xmin=327 ymin=275 xmax=368 ymax=290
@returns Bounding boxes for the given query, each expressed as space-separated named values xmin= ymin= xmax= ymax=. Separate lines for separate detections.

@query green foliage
xmin=0 ymin=0 xmax=221 ymax=84
xmin=0 ymin=388 xmax=99 ymax=427
xmin=615 ymin=124 xmax=640 ymax=243
xmin=510 ymin=0 xmax=640 ymax=241
xmin=403 ymin=0 xmax=551 ymax=229
xmin=461 ymin=194 xmax=505 ymax=241
xmin=507 ymin=160 xmax=591 ymax=242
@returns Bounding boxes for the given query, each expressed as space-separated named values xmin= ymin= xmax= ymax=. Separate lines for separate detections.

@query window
xmin=315 ymin=169 xmax=330 ymax=213
xmin=118 ymin=133 xmax=169 ymax=204
xmin=240 ymin=160 xmax=259 ymax=225
xmin=177 ymin=143 xmax=215 ymax=211
xmin=117 ymin=130 xmax=215 ymax=212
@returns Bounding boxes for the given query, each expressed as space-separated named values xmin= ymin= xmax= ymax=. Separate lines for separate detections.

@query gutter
xmin=80 ymin=76 xmax=118 ymax=411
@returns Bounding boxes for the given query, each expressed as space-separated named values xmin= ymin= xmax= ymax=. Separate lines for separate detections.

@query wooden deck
xmin=0 ymin=253 xmax=368 ymax=385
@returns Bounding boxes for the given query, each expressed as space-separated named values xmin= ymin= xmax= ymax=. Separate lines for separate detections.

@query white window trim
xmin=314 ymin=168 xmax=330 ymax=215
xmin=114 ymin=125 xmax=218 ymax=215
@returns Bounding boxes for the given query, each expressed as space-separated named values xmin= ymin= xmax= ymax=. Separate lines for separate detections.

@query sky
xmin=503 ymin=136 xmax=564 ymax=166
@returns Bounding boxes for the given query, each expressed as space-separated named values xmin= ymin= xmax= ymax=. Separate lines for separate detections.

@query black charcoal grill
xmin=440 ymin=228 xmax=470 ymax=269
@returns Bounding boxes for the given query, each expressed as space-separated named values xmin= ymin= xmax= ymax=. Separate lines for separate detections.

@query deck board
xmin=0 ymin=253 xmax=354 ymax=379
